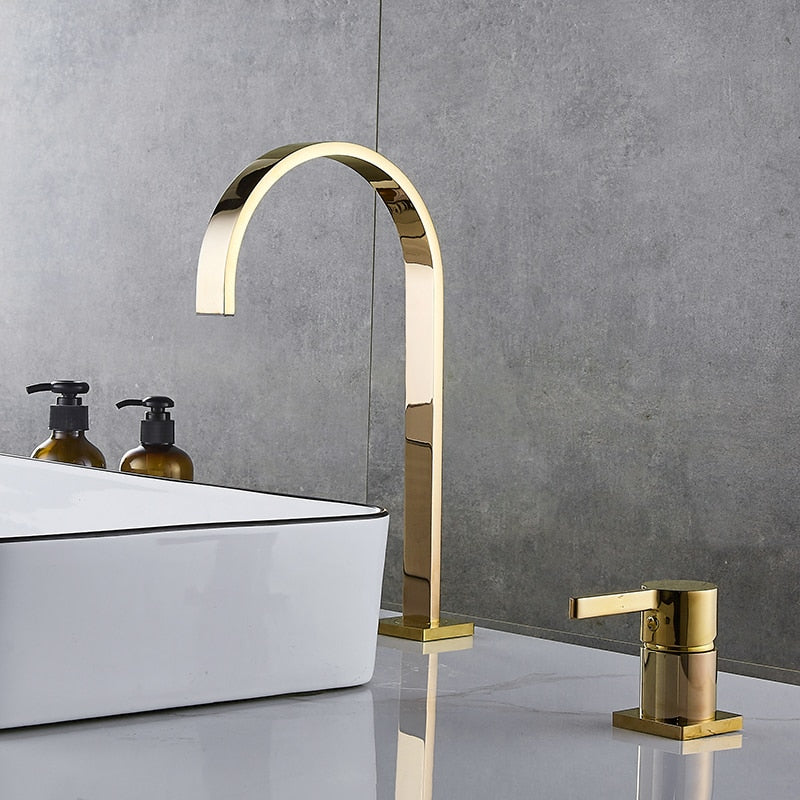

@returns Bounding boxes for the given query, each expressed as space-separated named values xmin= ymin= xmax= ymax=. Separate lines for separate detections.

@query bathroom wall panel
xmin=374 ymin=1 xmax=800 ymax=677
xmin=1 ymin=1 xmax=381 ymax=503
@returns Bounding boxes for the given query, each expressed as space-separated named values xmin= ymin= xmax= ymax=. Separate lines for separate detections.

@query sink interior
xmin=0 ymin=453 xmax=381 ymax=538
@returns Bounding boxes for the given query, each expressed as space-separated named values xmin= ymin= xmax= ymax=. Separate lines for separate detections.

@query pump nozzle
xmin=116 ymin=396 xmax=174 ymax=415
xmin=26 ymin=380 xmax=92 ymax=431
xmin=27 ymin=381 xmax=90 ymax=403
xmin=117 ymin=396 xmax=176 ymax=446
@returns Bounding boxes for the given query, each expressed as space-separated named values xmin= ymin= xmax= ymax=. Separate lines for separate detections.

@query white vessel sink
xmin=0 ymin=454 xmax=388 ymax=728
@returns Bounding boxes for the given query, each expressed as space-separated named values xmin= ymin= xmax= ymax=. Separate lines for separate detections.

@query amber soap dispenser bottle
xmin=26 ymin=380 xmax=107 ymax=468
xmin=116 ymin=395 xmax=194 ymax=481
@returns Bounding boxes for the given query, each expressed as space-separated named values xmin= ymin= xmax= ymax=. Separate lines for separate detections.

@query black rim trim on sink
xmin=0 ymin=452 xmax=390 ymax=543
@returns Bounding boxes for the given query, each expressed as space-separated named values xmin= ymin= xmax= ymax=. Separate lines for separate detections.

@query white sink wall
xmin=0 ymin=454 xmax=389 ymax=728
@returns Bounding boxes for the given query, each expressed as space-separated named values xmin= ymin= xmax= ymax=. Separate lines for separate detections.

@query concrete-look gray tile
xmin=2 ymin=1 xmax=381 ymax=504
xmin=375 ymin=1 xmax=800 ymax=670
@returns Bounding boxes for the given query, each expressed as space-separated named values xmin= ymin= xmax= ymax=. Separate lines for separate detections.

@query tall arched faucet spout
xmin=196 ymin=142 xmax=473 ymax=641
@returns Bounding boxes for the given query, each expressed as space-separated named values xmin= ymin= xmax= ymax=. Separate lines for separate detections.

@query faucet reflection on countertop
xmin=380 ymin=633 xmax=473 ymax=800
xmin=196 ymin=142 xmax=474 ymax=642
xmin=614 ymin=729 xmax=742 ymax=800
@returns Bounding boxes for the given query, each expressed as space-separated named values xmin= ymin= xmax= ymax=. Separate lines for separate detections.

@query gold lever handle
xmin=569 ymin=589 xmax=658 ymax=619
xmin=568 ymin=580 xmax=742 ymax=739
xmin=569 ymin=580 xmax=718 ymax=650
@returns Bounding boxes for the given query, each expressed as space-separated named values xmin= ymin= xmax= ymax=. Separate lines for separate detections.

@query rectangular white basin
xmin=0 ymin=453 xmax=389 ymax=728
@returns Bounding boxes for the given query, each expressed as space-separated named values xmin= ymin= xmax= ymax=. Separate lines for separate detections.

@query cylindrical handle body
xmin=640 ymin=581 xmax=717 ymax=652
xmin=640 ymin=647 xmax=717 ymax=723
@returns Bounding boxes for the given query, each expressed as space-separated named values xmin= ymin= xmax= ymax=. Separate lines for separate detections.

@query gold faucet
xmin=196 ymin=142 xmax=473 ymax=641
xmin=570 ymin=580 xmax=742 ymax=739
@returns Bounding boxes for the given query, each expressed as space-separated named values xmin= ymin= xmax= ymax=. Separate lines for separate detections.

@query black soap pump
xmin=26 ymin=380 xmax=107 ymax=468
xmin=116 ymin=396 xmax=194 ymax=481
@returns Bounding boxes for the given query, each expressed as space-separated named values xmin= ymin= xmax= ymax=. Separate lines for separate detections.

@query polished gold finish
xmin=569 ymin=580 xmax=742 ymax=739
xmin=613 ymin=709 xmax=743 ymax=741
xmin=196 ymin=142 xmax=472 ymax=640
xmin=570 ymin=580 xmax=718 ymax=652
xmin=640 ymin=648 xmax=718 ymax=722
xmin=569 ymin=589 xmax=658 ymax=620
xmin=379 ymin=631 xmax=474 ymax=656
xmin=613 ymin=726 xmax=743 ymax=754
xmin=378 ymin=616 xmax=475 ymax=642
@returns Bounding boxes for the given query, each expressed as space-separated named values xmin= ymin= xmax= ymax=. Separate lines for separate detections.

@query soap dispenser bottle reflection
xmin=26 ymin=381 xmax=107 ymax=468
xmin=117 ymin=395 xmax=194 ymax=480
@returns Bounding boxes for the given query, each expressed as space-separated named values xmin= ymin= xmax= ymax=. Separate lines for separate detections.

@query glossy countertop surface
xmin=1 ymin=623 xmax=797 ymax=798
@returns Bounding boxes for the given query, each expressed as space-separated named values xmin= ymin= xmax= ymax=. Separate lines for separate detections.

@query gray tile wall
xmin=2 ymin=1 xmax=381 ymax=501
xmin=3 ymin=2 xmax=798 ymax=680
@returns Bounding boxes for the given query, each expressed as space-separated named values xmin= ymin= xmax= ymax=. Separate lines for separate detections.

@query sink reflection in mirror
xmin=0 ymin=688 xmax=377 ymax=799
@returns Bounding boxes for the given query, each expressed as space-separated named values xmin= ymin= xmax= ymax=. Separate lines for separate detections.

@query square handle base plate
xmin=612 ymin=708 xmax=743 ymax=740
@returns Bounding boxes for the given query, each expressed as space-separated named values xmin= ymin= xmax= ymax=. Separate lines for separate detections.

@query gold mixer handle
xmin=569 ymin=588 xmax=658 ymax=619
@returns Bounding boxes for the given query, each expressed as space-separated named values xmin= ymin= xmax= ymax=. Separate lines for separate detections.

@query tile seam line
xmin=366 ymin=0 xmax=383 ymax=505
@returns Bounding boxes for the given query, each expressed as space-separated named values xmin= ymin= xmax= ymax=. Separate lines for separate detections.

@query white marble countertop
xmin=0 ymin=624 xmax=796 ymax=798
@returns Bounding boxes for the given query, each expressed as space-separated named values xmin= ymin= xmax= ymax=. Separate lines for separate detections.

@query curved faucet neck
xmin=196 ymin=142 xmax=459 ymax=634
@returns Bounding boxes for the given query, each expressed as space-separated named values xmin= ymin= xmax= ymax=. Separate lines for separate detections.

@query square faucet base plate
xmin=378 ymin=616 xmax=474 ymax=642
